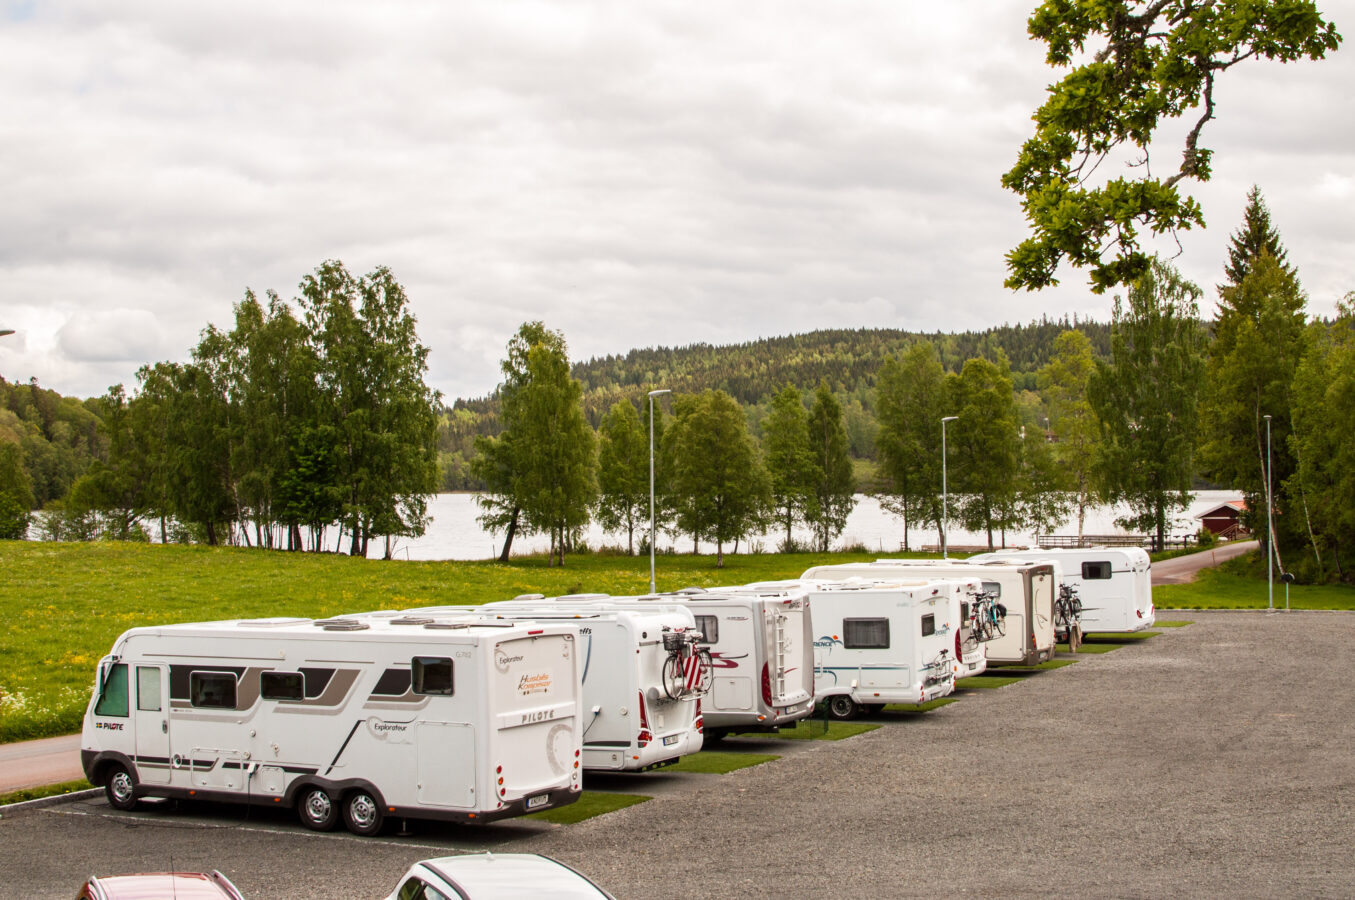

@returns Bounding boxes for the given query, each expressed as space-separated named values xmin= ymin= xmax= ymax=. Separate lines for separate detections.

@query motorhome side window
xmin=94 ymin=663 xmax=129 ymax=717
xmin=261 ymin=671 xmax=305 ymax=701
xmin=842 ymin=618 xmax=889 ymax=649
xmin=1082 ymin=561 xmax=1113 ymax=580
xmin=190 ymin=672 xmax=238 ymax=709
xmin=412 ymin=657 xmax=454 ymax=695
xmin=695 ymin=615 xmax=719 ymax=644
xmin=921 ymin=614 xmax=936 ymax=637
xmin=982 ymin=581 xmax=1002 ymax=597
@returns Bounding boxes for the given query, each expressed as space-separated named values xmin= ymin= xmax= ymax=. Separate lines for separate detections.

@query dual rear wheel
xmin=296 ymin=786 xmax=384 ymax=836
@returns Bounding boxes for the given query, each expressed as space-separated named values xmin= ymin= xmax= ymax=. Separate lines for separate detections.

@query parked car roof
xmin=388 ymin=854 xmax=614 ymax=899
xmin=80 ymin=871 xmax=244 ymax=900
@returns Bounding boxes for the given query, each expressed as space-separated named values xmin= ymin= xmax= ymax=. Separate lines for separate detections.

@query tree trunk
xmin=498 ymin=507 xmax=520 ymax=563
xmin=716 ymin=539 xmax=724 ymax=569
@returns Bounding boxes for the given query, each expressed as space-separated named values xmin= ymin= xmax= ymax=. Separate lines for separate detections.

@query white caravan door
xmin=417 ymin=722 xmax=476 ymax=808
xmin=133 ymin=665 xmax=170 ymax=784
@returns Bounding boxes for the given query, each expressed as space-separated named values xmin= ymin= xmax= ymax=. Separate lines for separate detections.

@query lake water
xmin=371 ymin=490 xmax=1243 ymax=561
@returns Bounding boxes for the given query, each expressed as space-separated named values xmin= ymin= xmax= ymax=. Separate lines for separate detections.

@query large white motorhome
xmin=969 ymin=546 xmax=1155 ymax=633
xmin=488 ymin=590 xmax=817 ymax=738
xmin=81 ymin=615 xmax=584 ymax=834
xmin=802 ymin=560 xmax=1058 ymax=667
xmin=735 ymin=578 xmax=968 ymax=719
xmin=395 ymin=603 xmax=706 ymax=771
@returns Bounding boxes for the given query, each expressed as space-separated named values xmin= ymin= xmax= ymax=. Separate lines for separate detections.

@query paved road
xmin=4 ymin=610 xmax=1353 ymax=898
xmin=1152 ymin=540 xmax=1258 ymax=585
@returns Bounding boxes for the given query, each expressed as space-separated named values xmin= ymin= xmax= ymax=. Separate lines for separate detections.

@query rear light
xmin=636 ymin=690 xmax=652 ymax=747
xmin=955 ymin=630 xmax=963 ymax=662
xmin=694 ymin=698 xmax=703 ymax=734
xmin=761 ymin=662 xmax=772 ymax=706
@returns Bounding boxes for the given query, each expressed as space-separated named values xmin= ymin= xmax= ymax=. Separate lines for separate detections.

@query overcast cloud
xmin=2 ymin=1 xmax=1352 ymax=401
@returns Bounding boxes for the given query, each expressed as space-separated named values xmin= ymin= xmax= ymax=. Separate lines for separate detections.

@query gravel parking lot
xmin=4 ymin=610 xmax=1353 ymax=899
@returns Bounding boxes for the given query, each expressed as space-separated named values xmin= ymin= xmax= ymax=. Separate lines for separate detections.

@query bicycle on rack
xmin=1054 ymin=583 xmax=1083 ymax=642
xmin=661 ymin=628 xmax=713 ymax=700
xmin=968 ymin=590 xmax=1007 ymax=643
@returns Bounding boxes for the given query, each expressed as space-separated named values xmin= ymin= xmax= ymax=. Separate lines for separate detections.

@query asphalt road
xmin=4 ymin=609 xmax=1352 ymax=899
xmin=1152 ymin=541 xmax=1259 ymax=585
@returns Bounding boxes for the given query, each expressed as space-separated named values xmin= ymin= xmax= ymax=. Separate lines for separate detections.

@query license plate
xmin=525 ymin=794 xmax=550 ymax=810
xmin=662 ymin=734 xmax=680 ymax=746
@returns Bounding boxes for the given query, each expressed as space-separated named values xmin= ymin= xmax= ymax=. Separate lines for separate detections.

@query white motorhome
xmin=737 ymin=578 xmax=965 ymax=719
xmin=489 ymin=590 xmax=816 ymax=738
xmin=399 ymin=603 xmax=706 ymax=771
xmin=81 ymin=615 xmax=584 ymax=834
xmin=970 ymin=547 xmax=1155 ymax=633
xmin=803 ymin=560 xmax=1058 ymax=667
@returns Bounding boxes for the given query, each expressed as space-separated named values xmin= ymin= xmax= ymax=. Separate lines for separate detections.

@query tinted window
xmin=95 ymin=663 xmax=129 ymax=717
xmin=398 ymin=878 xmax=451 ymax=900
xmin=412 ymin=657 xmax=454 ymax=696
xmin=1082 ymin=561 xmax=1113 ymax=580
xmin=136 ymin=667 xmax=162 ymax=712
xmin=261 ymin=671 xmax=305 ymax=701
xmin=843 ymin=618 xmax=889 ymax=649
xmin=695 ymin=615 xmax=719 ymax=644
xmin=921 ymin=614 xmax=936 ymax=637
xmin=190 ymin=672 xmax=238 ymax=709
xmin=981 ymin=581 xmax=1002 ymax=597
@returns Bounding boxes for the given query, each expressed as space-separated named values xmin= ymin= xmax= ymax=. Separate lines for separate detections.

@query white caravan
xmin=81 ymin=614 xmax=583 ymax=834
xmin=737 ymin=578 xmax=967 ymax=719
xmin=970 ymin=547 xmax=1155 ymax=633
xmin=490 ymin=590 xmax=817 ymax=738
xmin=399 ymin=603 xmax=706 ymax=771
xmin=803 ymin=560 xmax=1058 ymax=667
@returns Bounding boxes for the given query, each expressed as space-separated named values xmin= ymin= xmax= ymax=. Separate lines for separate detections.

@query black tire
xmin=343 ymin=789 xmax=385 ymax=837
xmin=825 ymin=695 xmax=859 ymax=720
xmin=103 ymin=763 xmax=138 ymax=811
xmin=296 ymin=786 xmax=339 ymax=832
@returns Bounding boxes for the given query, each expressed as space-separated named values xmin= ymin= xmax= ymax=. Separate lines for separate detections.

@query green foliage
xmin=1005 ymin=1 xmax=1341 ymax=293
xmin=1038 ymin=330 xmax=1101 ymax=535
xmin=0 ymin=442 xmax=34 ymax=539
xmin=1090 ymin=258 xmax=1207 ymax=549
xmin=805 ymin=381 xmax=856 ymax=551
xmin=948 ymin=355 xmax=1022 ymax=549
xmin=874 ymin=342 xmax=948 ymax=550
xmin=1223 ymin=186 xmax=1295 ymax=289
xmin=0 ymin=377 xmax=103 ymax=508
xmin=595 ymin=399 xmax=649 ymax=555
xmin=762 ymin=386 xmax=816 ymax=549
xmin=662 ymin=390 xmax=771 ymax=566
xmin=1198 ymin=254 xmax=1308 ymax=561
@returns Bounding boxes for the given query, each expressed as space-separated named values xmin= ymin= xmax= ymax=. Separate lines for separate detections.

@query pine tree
xmin=762 ymin=385 xmax=816 ymax=550
xmin=806 ymin=382 xmax=856 ymax=552
xmin=1222 ymin=186 xmax=1294 ymax=290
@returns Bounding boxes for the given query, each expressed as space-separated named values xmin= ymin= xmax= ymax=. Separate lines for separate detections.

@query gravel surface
xmin=3 ymin=610 xmax=1353 ymax=899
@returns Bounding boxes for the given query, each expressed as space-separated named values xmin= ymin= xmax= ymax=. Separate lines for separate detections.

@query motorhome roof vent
xmin=513 ymin=593 xmax=546 ymax=602
xmin=390 ymin=616 xmax=435 ymax=626
xmin=237 ymin=617 xmax=309 ymax=627
xmin=676 ymin=587 xmax=705 ymax=595
xmin=314 ymin=618 xmax=369 ymax=631
xmin=424 ymin=622 xmax=471 ymax=630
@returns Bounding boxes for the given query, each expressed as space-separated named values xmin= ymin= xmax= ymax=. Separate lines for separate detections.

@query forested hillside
xmin=438 ymin=317 xmax=1111 ymax=488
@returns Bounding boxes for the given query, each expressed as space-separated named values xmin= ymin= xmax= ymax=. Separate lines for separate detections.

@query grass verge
xmin=736 ymin=720 xmax=880 ymax=741
xmin=0 ymin=778 xmax=93 ymax=807
xmin=522 ymin=791 xmax=650 ymax=825
xmin=664 ymin=751 xmax=779 ymax=774
xmin=956 ymin=675 xmax=1021 ymax=689
xmin=883 ymin=696 xmax=961 ymax=714
xmin=1153 ymin=620 xmax=1193 ymax=627
xmin=1083 ymin=631 xmax=1160 ymax=642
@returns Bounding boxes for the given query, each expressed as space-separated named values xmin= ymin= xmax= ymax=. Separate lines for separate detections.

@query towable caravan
xmin=487 ymin=591 xmax=816 ymax=738
xmin=802 ymin=560 xmax=1058 ymax=667
xmin=394 ymin=603 xmax=707 ymax=771
xmin=735 ymin=578 xmax=968 ymax=719
xmin=81 ymin=615 xmax=584 ymax=834
xmin=969 ymin=547 xmax=1155 ymax=633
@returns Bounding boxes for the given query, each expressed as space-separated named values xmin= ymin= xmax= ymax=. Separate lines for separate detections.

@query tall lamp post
xmin=941 ymin=416 xmax=958 ymax=559
xmin=648 ymin=389 xmax=671 ymax=594
xmin=1264 ymin=413 xmax=1273 ymax=612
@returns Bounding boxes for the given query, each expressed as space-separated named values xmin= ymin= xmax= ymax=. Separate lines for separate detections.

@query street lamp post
xmin=648 ymin=389 xmax=671 ymax=594
xmin=1264 ymin=413 xmax=1273 ymax=612
xmin=941 ymin=416 xmax=958 ymax=559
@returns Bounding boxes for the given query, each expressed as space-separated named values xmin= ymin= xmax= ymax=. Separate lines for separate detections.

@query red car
xmin=77 ymin=871 xmax=244 ymax=900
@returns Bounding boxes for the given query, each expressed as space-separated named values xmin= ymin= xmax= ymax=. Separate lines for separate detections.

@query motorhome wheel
xmin=297 ymin=787 xmax=339 ymax=832
xmin=343 ymin=789 xmax=384 ymax=836
xmin=104 ymin=764 xmax=138 ymax=811
xmin=825 ymin=696 xmax=860 ymax=720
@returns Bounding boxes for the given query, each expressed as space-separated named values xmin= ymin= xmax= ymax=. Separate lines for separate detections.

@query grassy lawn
xmin=1153 ymin=620 xmax=1193 ymax=627
xmin=956 ymin=675 xmax=1022 ymax=689
xmin=0 ymin=778 xmax=93 ymax=808
xmin=0 ymin=540 xmax=878 ymax=743
xmin=1155 ymin=562 xmax=1355 ymax=610
xmin=664 ymin=751 xmax=780 ymax=774
xmin=734 ymin=719 xmax=880 ymax=741
xmin=883 ymin=696 xmax=961 ymax=713
xmin=522 ymin=791 xmax=650 ymax=824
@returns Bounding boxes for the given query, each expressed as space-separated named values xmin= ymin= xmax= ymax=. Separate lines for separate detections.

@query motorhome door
xmin=133 ymin=664 xmax=170 ymax=784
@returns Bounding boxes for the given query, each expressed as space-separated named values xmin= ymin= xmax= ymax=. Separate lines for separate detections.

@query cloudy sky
xmin=2 ymin=1 xmax=1352 ymax=402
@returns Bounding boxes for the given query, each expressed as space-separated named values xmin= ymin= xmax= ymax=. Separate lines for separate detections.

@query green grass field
xmin=522 ymin=791 xmax=650 ymax=824
xmin=663 ymin=751 xmax=780 ymax=774
xmin=2 ymin=539 xmax=1351 ymax=744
